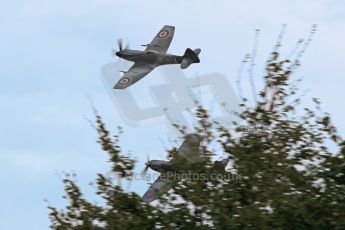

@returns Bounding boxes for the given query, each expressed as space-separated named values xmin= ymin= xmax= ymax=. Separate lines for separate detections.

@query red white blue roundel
xmin=119 ymin=77 xmax=130 ymax=85
xmin=157 ymin=29 xmax=169 ymax=39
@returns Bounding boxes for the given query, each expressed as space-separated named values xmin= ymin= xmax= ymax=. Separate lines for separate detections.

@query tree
xmin=48 ymin=33 xmax=345 ymax=229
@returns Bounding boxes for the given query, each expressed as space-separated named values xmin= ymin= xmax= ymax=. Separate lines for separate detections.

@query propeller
xmin=112 ymin=39 xmax=130 ymax=57
xmin=118 ymin=39 xmax=130 ymax=51
xmin=141 ymin=155 xmax=151 ymax=177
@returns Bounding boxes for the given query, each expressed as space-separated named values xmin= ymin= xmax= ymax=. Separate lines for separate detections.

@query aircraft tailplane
xmin=180 ymin=48 xmax=201 ymax=69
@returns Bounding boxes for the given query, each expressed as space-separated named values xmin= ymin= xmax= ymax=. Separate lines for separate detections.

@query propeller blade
xmin=141 ymin=164 xmax=150 ymax=177
xmin=141 ymin=151 xmax=151 ymax=177
xmin=141 ymin=166 xmax=149 ymax=176
xmin=141 ymin=153 xmax=151 ymax=177
xmin=117 ymin=39 xmax=123 ymax=51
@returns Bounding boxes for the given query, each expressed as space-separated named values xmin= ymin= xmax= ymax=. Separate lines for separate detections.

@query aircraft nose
xmin=145 ymin=161 xmax=150 ymax=167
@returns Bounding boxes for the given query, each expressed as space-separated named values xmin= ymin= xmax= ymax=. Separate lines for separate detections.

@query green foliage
xmin=95 ymin=114 xmax=135 ymax=179
xmin=49 ymin=50 xmax=345 ymax=229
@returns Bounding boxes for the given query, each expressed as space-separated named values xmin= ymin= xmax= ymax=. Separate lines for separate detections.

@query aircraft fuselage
xmin=145 ymin=160 xmax=176 ymax=173
xmin=116 ymin=49 xmax=182 ymax=66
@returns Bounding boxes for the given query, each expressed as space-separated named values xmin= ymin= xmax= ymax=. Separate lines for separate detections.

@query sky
xmin=1 ymin=0 xmax=345 ymax=229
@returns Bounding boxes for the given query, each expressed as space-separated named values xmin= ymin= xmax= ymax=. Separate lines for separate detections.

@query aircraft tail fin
xmin=193 ymin=48 xmax=201 ymax=56
xmin=180 ymin=48 xmax=201 ymax=69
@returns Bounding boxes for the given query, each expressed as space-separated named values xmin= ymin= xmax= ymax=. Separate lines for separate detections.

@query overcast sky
xmin=1 ymin=0 xmax=344 ymax=229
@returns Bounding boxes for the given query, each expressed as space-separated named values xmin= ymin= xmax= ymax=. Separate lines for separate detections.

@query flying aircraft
xmin=113 ymin=25 xmax=201 ymax=89
xmin=141 ymin=134 xmax=229 ymax=203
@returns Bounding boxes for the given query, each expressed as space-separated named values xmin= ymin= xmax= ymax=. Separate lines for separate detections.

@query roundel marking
xmin=146 ymin=191 xmax=154 ymax=199
xmin=119 ymin=77 xmax=130 ymax=85
xmin=157 ymin=29 xmax=170 ymax=39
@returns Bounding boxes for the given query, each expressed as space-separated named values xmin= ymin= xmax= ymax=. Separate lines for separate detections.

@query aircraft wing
xmin=176 ymin=134 xmax=203 ymax=163
xmin=145 ymin=25 xmax=175 ymax=53
xmin=142 ymin=174 xmax=175 ymax=203
xmin=113 ymin=62 xmax=157 ymax=89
